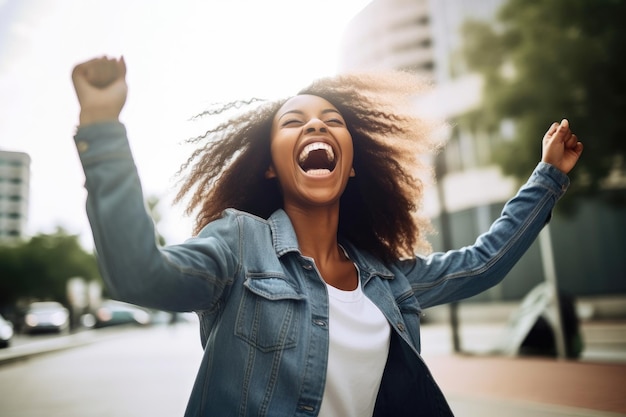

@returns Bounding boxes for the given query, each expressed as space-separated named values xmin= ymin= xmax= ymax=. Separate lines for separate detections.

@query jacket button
xmin=313 ymin=320 xmax=327 ymax=327
xmin=397 ymin=323 xmax=406 ymax=332
xmin=302 ymin=263 xmax=313 ymax=270
xmin=76 ymin=141 xmax=89 ymax=153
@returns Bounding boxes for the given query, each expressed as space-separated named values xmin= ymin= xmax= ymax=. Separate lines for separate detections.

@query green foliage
xmin=0 ymin=229 xmax=101 ymax=307
xmin=461 ymin=0 xmax=626 ymax=204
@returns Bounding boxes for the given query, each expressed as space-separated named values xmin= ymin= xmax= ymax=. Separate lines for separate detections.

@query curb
xmin=0 ymin=326 xmax=139 ymax=366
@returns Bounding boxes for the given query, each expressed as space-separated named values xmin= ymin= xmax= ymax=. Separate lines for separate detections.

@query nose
xmin=304 ymin=118 xmax=327 ymax=134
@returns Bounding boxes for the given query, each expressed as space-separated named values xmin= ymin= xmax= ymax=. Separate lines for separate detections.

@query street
xmin=0 ymin=323 xmax=203 ymax=417
xmin=1 ymin=319 xmax=624 ymax=417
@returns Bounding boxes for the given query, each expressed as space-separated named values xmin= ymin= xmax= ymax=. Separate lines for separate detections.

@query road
xmin=1 ymin=320 xmax=624 ymax=417
xmin=0 ymin=323 xmax=203 ymax=417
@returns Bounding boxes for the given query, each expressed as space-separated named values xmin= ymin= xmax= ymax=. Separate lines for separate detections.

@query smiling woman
xmin=175 ymin=73 xmax=438 ymax=264
xmin=267 ymin=96 xmax=354 ymax=206
xmin=70 ymin=56 xmax=581 ymax=416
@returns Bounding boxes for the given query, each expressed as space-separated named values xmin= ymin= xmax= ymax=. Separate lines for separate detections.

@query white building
xmin=338 ymin=0 xmax=544 ymax=302
xmin=339 ymin=0 xmax=509 ymax=217
xmin=0 ymin=150 xmax=30 ymax=244
xmin=340 ymin=0 xmax=435 ymax=78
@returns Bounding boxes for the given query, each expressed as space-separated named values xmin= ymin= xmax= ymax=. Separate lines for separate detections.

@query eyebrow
xmin=277 ymin=108 xmax=342 ymax=122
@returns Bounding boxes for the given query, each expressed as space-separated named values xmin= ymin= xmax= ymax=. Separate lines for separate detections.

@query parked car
xmin=94 ymin=300 xmax=152 ymax=328
xmin=0 ymin=314 xmax=14 ymax=348
xmin=22 ymin=301 xmax=70 ymax=334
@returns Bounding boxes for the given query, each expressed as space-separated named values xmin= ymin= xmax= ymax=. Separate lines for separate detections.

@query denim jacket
xmin=75 ymin=122 xmax=569 ymax=417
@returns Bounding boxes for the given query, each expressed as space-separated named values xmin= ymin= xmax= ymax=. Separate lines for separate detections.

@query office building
xmin=340 ymin=0 xmax=434 ymax=78
xmin=338 ymin=0 xmax=626 ymax=299
xmin=0 ymin=150 xmax=30 ymax=243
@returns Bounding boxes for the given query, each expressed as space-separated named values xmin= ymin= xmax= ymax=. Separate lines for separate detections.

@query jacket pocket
xmin=236 ymin=273 xmax=305 ymax=353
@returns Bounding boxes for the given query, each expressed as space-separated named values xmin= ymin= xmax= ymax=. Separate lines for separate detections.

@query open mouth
xmin=298 ymin=142 xmax=336 ymax=175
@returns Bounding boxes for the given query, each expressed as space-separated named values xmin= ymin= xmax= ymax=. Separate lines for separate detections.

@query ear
xmin=265 ymin=165 xmax=277 ymax=179
xmin=350 ymin=167 xmax=356 ymax=177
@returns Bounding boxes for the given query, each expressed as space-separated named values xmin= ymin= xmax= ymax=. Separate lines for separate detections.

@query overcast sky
xmin=0 ymin=0 xmax=372 ymax=248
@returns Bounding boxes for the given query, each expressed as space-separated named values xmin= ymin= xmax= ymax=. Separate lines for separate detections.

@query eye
xmin=325 ymin=118 xmax=345 ymax=126
xmin=282 ymin=119 xmax=303 ymax=127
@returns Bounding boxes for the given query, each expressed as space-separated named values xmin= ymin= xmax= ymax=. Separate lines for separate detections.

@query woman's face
xmin=267 ymin=94 xmax=354 ymax=210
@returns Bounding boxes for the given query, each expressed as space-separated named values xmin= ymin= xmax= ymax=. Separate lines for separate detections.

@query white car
xmin=0 ymin=314 xmax=14 ymax=348
xmin=22 ymin=301 xmax=70 ymax=334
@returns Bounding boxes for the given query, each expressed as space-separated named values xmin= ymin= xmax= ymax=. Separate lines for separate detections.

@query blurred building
xmin=339 ymin=0 xmax=505 ymax=176
xmin=340 ymin=0 xmax=503 ymax=78
xmin=339 ymin=0 xmax=626 ymax=301
xmin=339 ymin=0 xmax=511 ymax=292
xmin=0 ymin=150 xmax=30 ymax=244
xmin=340 ymin=0 xmax=434 ymax=77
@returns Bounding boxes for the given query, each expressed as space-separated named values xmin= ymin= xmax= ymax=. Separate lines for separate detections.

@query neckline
xmin=325 ymin=262 xmax=362 ymax=302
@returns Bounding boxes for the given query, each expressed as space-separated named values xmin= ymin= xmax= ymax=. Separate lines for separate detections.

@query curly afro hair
xmin=175 ymin=71 xmax=443 ymax=262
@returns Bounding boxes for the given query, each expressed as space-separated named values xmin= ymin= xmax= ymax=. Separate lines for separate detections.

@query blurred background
xmin=1 ymin=0 xmax=625 ymax=416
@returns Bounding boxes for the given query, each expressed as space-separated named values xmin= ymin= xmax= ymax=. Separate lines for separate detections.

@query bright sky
xmin=0 ymin=0 xmax=372 ymax=248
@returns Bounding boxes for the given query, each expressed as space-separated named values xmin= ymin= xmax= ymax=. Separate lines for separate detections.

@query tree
xmin=460 ymin=0 xmax=626 ymax=207
xmin=0 ymin=229 xmax=101 ymax=308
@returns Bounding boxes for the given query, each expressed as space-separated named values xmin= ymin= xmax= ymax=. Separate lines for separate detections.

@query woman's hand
xmin=71 ymin=56 xmax=127 ymax=126
xmin=541 ymin=119 xmax=583 ymax=174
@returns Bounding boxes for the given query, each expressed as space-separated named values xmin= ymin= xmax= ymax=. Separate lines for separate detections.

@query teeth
xmin=298 ymin=142 xmax=335 ymax=164
xmin=306 ymin=169 xmax=332 ymax=176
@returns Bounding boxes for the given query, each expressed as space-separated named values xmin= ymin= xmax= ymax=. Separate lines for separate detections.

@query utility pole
xmin=434 ymin=152 xmax=461 ymax=353
xmin=538 ymin=225 xmax=568 ymax=359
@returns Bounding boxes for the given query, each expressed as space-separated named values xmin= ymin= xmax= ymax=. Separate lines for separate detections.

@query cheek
xmin=340 ymin=136 xmax=355 ymax=166
xmin=269 ymin=138 xmax=294 ymax=174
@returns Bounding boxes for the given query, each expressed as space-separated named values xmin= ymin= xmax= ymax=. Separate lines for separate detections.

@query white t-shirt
xmin=319 ymin=271 xmax=391 ymax=417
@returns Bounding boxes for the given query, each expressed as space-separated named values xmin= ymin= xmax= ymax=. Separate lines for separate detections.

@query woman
xmin=71 ymin=56 xmax=582 ymax=417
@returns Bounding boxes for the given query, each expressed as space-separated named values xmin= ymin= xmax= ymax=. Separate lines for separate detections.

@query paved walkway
xmin=3 ymin=320 xmax=625 ymax=416
xmin=426 ymin=353 xmax=626 ymax=416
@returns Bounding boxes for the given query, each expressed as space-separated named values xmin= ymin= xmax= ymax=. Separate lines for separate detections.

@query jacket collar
xmin=267 ymin=209 xmax=394 ymax=282
xmin=268 ymin=209 xmax=301 ymax=257
xmin=339 ymin=239 xmax=395 ymax=283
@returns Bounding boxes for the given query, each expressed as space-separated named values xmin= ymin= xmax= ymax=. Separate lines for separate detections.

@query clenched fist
xmin=541 ymin=119 xmax=583 ymax=175
xmin=72 ymin=56 xmax=127 ymax=126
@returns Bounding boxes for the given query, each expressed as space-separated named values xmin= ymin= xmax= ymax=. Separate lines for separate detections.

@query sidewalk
xmin=418 ymin=318 xmax=626 ymax=417
xmin=0 ymin=325 xmax=138 ymax=365
xmin=2 ymin=318 xmax=625 ymax=416
xmin=427 ymin=353 xmax=626 ymax=417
